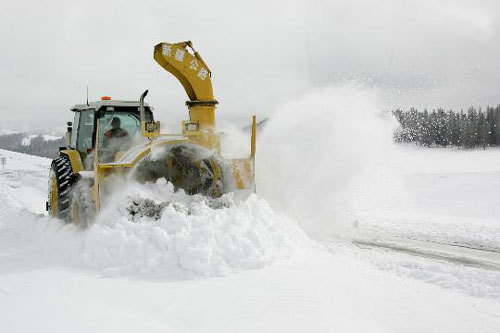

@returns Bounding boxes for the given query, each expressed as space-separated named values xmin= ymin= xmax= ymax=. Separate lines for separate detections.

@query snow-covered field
xmin=0 ymin=143 xmax=499 ymax=332
xmin=0 ymin=88 xmax=499 ymax=333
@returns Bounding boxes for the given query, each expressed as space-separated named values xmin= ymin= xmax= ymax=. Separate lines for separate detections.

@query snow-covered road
xmin=0 ymin=148 xmax=499 ymax=332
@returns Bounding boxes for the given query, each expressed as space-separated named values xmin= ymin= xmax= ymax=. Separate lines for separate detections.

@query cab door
xmin=75 ymin=109 xmax=96 ymax=169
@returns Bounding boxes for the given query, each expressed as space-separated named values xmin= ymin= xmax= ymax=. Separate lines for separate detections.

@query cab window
xmin=71 ymin=112 xmax=80 ymax=148
xmin=98 ymin=112 xmax=141 ymax=148
xmin=76 ymin=110 xmax=95 ymax=153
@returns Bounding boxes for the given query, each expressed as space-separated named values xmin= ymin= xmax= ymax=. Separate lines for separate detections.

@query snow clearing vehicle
xmin=47 ymin=41 xmax=256 ymax=224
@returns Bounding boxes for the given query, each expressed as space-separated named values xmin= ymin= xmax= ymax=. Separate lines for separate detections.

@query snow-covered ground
xmin=1 ymin=83 xmax=500 ymax=331
xmin=0 ymin=142 xmax=499 ymax=332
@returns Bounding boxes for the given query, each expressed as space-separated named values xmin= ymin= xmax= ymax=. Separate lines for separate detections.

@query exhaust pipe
xmin=139 ymin=89 xmax=148 ymax=133
xmin=139 ymin=90 xmax=160 ymax=138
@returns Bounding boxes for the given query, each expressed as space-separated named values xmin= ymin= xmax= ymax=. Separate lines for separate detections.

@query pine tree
xmin=392 ymin=106 xmax=499 ymax=149
xmin=477 ymin=111 xmax=488 ymax=149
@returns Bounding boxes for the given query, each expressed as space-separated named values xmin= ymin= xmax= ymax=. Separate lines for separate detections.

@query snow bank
xmin=0 ymin=179 xmax=307 ymax=279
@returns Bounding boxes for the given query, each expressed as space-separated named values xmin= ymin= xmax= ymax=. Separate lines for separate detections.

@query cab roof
xmin=71 ymin=100 xmax=152 ymax=112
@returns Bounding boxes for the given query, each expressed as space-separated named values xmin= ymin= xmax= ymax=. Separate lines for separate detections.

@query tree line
xmin=393 ymin=106 xmax=500 ymax=148
xmin=0 ymin=133 xmax=64 ymax=158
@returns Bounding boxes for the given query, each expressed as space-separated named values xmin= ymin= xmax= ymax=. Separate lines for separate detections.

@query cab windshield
xmin=98 ymin=108 xmax=153 ymax=163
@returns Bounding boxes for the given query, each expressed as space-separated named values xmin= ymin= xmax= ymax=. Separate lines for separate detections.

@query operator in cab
xmin=102 ymin=117 xmax=131 ymax=162
xmin=105 ymin=117 xmax=129 ymax=140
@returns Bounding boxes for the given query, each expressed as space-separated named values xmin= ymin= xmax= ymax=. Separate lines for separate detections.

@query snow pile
xmin=0 ymin=179 xmax=307 ymax=279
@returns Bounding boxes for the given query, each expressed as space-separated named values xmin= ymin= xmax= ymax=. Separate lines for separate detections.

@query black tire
xmin=48 ymin=155 xmax=75 ymax=222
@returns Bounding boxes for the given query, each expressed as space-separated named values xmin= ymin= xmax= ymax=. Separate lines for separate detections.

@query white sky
xmin=1 ymin=0 xmax=499 ymax=132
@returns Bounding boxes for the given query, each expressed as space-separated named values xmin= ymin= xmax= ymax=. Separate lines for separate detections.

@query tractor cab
xmin=70 ymin=97 xmax=154 ymax=168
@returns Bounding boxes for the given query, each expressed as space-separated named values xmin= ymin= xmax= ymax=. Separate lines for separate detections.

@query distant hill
xmin=0 ymin=119 xmax=269 ymax=160
xmin=0 ymin=133 xmax=64 ymax=159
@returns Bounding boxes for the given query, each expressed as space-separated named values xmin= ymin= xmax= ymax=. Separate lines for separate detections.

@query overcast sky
xmin=1 ymin=0 xmax=499 ymax=132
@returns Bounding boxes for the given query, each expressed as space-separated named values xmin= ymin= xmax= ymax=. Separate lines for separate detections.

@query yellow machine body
xmin=48 ymin=41 xmax=256 ymax=223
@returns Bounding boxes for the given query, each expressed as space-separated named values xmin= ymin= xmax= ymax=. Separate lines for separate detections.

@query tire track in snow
xmin=353 ymin=238 xmax=500 ymax=272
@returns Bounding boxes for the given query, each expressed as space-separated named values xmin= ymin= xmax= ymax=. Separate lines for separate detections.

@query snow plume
xmin=258 ymin=84 xmax=398 ymax=239
xmin=0 ymin=179 xmax=306 ymax=279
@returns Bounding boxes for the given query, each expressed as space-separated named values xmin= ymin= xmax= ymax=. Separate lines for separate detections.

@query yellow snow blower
xmin=47 ymin=41 xmax=256 ymax=224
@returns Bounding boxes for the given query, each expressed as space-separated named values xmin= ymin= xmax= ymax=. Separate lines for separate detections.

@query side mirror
xmin=66 ymin=122 xmax=73 ymax=149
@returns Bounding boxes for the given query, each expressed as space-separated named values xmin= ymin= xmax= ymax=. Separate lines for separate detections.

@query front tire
xmin=48 ymin=155 xmax=74 ymax=221
xmin=48 ymin=155 xmax=95 ymax=225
